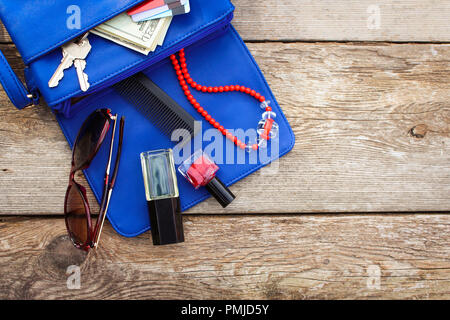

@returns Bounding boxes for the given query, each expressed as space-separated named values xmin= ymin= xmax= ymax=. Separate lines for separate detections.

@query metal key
xmin=74 ymin=54 xmax=90 ymax=92
xmin=48 ymin=38 xmax=92 ymax=91
xmin=48 ymin=47 xmax=74 ymax=88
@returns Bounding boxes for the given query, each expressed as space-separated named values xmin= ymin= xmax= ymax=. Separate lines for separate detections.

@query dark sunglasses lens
xmin=65 ymin=184 xmax=89 ymax=246
xmin=73 ymin=110 xmax=109 ymax=169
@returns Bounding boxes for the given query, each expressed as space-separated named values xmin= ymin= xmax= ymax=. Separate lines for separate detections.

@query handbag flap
xmin=0 ymin=0 xmax=145 ymax=64
xmin=25 ymin=0 xmax=234 ymax=110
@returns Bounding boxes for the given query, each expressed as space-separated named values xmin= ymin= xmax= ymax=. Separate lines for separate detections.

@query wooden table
xmin=0 ymin=1 xmax=449 ymax=299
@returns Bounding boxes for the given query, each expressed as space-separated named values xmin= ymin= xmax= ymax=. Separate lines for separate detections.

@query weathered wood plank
xmin=2 ymin=1 xmax=450 ymax=43
xmin=1 ymin=42 xmax=449 ymax=215
xmin=1 ymin=41 xmax=449 ymax=214
xmin=0 ymin=24 xmax=9 ymax=43
xmin=0 ymin=214 xmax=448 ymax=299
xmin=233 ymin=0 xmax=450 ymax=42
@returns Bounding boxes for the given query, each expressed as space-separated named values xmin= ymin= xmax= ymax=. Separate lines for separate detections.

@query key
xmin=48 ymin=38 xmax=92 ymax=89
xmin=74 ymin=59 xmax=90 ymax=92
xmin=48 ymin=48 xmax=74 ymax=88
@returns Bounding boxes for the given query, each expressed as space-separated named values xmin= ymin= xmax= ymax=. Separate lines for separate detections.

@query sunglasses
xmin=64 ymin=109 xmax=125 ymax=251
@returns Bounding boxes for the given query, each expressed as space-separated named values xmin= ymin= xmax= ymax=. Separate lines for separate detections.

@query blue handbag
xmin=0 ymin=0 xmax=295 ymax=237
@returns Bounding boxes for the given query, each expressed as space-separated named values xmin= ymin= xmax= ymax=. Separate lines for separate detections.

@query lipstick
xmin=178 ymin=150 xmax=235 ymax=208
xmin=140 ymin=149 xmax=184 ymax=245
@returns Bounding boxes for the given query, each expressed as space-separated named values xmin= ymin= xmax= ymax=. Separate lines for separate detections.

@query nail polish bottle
xmin=178 ymin=150 xmax=235 ymax=208
xmin=140 ymin=149 xmax=184 ymax=245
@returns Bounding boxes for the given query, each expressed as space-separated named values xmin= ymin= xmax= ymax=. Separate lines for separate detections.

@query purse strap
xmin=0 ymin=48 xmax=37 ymax=109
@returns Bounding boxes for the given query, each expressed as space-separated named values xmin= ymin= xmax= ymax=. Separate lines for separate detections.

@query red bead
xmin=196 ymin=84 xmax=202 ymax=90
xmin=184 ymin=90 xmax=190 ymax=95
xmin=194 ymin=103 xmax=200 ymax=109
xmin=255 ymin=93 xmax=261 ymax=99
xmin=176 ymin=70 xmax=182 ymax=76
xmin=233 ymin=136 xmax=238 ymax=143
xmin=188 ymin=95 xmax=194 ymax=101
xmin=205 ymin=115 xmax=212 ymax=121
xmin=180 ymin=57 xmax=186 ymax=64
xmin=177 ymin=75 xmax=184 ymax=81
xmin=182 ymin=68 xmax=188 ymax=74
xmin=182 ymin=85 xmax=188 ymax=91
xmin=226 ymin=132 xmax=233 ymax=140
xmin=187 ymin=78 xmax=193 ymax=84
xmin=259 ymin=96 xmax=265 ymax=102
xmin=235 ymin=85 xmax=240 ymax=91
xmin=213 ymin=122 xmax=220 ymax=129
xmin=245 ymin=88 xmax=251 ymax=94
xmin=240 ymin=143 xmax=246 ymax=150
xmin=197 ymin=107 xmax=204 ymax=113
xmin=202 ymin=110 xmax=208 ymax=117
xmin=224 ymin=86 xmax=230 ymax=92
xmin=185 ymin=73 xmax=191 ymax=79
xmin=218 ymin=125 xmax=224 ymax=132
xmin=181 ymin=63 xmax=187 ymax=68
xmin=266 ymin=106 xmax=272 ymax=111
xmin=250 ymin=90 xmax=256 ymax=96
xmin=191 ymin=82 xmax=197 ymax=87
xmin=222 ymin=129 xmax=227 ymax=135
xmin=213 ymin=87 xmax=218 ymax=93
xmin=207 ymin=87 xmax=213 ymax=93
xmin=252 ymin=144 xmax=258 ymax=151
xmin=174 ymin=64 xmax=180 ymax=70
xmin=209 ymin=119 xmax=215 ymax=126
xmin=170 ymin=54 xmax=176 ymax=60
xmin=240 ymin=86 xmax=246 ymax=92
xmin=219 ymin=87 xmax=224 ymax=92
xmin=229 ymin=85 xmax=235 ymax=91
xmin=180 ymin=80 xmax=186 ymax=86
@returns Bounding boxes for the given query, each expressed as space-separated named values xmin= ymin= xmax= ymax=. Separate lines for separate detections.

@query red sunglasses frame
xmin=64 ymin=109 xmax=124 ymax=251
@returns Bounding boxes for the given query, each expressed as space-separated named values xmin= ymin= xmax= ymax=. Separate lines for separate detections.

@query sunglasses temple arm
xmin=93 ymin=116 xmax=125 ymax=248
xmin=110 ymin=117 xmax=125 ymax=189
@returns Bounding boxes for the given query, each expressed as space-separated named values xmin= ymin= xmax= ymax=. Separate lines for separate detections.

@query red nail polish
xmin=178 ymin=151 xmax=235 ymax=208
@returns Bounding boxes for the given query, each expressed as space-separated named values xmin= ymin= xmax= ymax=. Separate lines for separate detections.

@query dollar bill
xmin=91 ymin=13 xmax=171 ymax=55
xmin=156 ymin=16 xmax=173 ymax=46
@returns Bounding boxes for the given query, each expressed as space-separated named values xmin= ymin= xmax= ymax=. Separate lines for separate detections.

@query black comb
xmin=113 ymin=73 xmax=198 ymax=143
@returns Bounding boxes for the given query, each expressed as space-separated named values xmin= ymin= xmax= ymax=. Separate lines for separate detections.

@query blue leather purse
xmin=0 ymin=0 xmax=295 ymax=237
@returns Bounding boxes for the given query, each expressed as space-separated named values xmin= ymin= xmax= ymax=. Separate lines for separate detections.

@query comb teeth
xmin=113 ymin=73 xmax=197 ymax=140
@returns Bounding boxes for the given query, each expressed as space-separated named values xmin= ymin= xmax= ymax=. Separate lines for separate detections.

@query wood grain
xmin=1 ymin=42 xmax=449 ymax=214
xmin=2 ymin=1 xmax=450 ymax=43
xmin=0 ymin=1 xmax=449 ymax=301
xmin=0 ymin=24 xmax=9 ymax=43
xmin=0 ymin=214 xmax=448 ymax=299
xmin=232 ymin=0 xmax=450 ymax=42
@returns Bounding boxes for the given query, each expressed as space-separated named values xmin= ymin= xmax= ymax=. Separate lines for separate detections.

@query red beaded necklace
xmin=170 ymin=49 xmax=278 ymax=152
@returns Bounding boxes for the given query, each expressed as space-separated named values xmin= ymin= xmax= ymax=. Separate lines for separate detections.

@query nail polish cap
xmin=205 ymin=176 xmax=236 ymax=208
